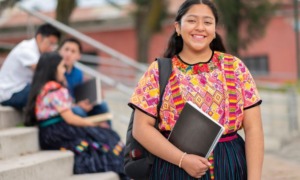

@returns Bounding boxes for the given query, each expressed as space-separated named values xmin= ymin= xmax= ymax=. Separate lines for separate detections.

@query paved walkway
xmin=262 ymin=136 xmax=300 ymax=180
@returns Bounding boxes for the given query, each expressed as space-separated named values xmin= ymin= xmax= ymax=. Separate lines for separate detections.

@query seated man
xmin=0 ymin=23 xmax=61 ymax=110
xmin=58 ymin=38 xmax=111 ymax=128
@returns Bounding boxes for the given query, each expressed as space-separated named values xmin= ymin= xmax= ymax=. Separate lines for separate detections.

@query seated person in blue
xmin=24 ymin=52 xmax=127 ymax=179
xmin=58 ymin=38 xmax=111 ymax=128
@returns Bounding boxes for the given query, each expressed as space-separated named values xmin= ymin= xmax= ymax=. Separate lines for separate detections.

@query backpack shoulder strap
xmin=156 ymin=58 xmax=172 ymax=121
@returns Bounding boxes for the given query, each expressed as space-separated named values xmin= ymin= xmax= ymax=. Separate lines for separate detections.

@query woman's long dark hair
xmin=24 ymin=52 xmax=63 ymax=126
xmin=164 ymin=0 xmax=226 ymax=58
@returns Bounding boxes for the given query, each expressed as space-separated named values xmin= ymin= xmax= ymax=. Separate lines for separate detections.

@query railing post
xmin=287 ymin=87 xmax=299 ymax=135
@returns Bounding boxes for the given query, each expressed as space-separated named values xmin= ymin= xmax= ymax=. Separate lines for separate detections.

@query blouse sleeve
xmin=129 ymin=61 xmax=160 ymax=118
xmin=47 ymin=88 xmax=73 ymax=113
xmin=233 ymin=57 xmax=262 ymax=109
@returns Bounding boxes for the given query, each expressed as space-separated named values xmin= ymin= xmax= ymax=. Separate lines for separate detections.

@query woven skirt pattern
xmin=150 ymin=134 xmax=247 ymax=180
xmin=38 ymin=120 xmax=126 ymax=176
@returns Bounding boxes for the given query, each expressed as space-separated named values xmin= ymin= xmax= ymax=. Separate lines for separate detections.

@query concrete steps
xmin=0 ymin=127 xmax=39 ymax=159
xmin=0 ymin=150 xmax=119 ymax=180
xmin=0 ymin=106 xmax=120 ymax=180
xmin=0 ymin=151 xmax=74 ymax=180
xmin=104 ymin=89 xmax=131 ymax=142
xmin=66 ymin=172 xmax=119 ymax=180
xmin=0 ymin=106 xmax=23 ymax=129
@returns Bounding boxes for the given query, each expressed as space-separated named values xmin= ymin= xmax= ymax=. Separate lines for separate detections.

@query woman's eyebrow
xmin=185 ymin=14 xmax=214 ymax=20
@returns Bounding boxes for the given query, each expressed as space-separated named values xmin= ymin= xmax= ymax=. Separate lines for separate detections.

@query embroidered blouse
xmin=35 ymin=81 xmax=72 ymax=121
xmin=129 ymin=51 xmax=262 ymax=134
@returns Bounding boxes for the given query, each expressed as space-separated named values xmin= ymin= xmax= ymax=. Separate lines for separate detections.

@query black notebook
xmin=168 ymin=101 xmax=225 ymax=158
xmin=74 ymin=78 xmax=102 ymax=104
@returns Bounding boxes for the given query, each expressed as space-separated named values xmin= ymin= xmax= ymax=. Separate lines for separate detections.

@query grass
xmin=258 ymin=80 xmax=300 ymax=93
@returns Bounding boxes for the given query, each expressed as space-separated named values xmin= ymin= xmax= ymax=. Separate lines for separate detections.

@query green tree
xmin=214 ymin=0 xmax=277 ymax=55
xmin=133 ymin=0 xmax=166 ymax=63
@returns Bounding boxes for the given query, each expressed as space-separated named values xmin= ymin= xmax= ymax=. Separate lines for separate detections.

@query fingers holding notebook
xmin=181 ymin=154 xmax=210 ymax=178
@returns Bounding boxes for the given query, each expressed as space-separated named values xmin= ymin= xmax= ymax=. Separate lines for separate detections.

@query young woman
xmin=24 ymin=52 xmax=128 ymax=179
xmin=129 ymin=0 xmax=264 ymax=179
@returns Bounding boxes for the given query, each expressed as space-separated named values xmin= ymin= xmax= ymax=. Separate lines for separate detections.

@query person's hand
xmin=77 ymin=99 xmax=93 ymax=112
xmin=97 ymin=121 xmax=110 ymax=129
xmin=181 ymin=154 xmax=211 ymax=179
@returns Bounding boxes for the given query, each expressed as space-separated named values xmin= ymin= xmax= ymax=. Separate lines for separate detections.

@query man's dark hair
xmin=59 ymin=37 xmax=83 ymax=53
xmin=35 ymin=23 xmax=61 ymax=40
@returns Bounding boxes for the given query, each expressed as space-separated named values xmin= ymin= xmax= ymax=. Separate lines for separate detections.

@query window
xmin=242 ymin=55 xmax=269 ymax=76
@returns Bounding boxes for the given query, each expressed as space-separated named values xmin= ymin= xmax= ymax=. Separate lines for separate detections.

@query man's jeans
xmin=1 ymin=84 xmax=31 ymax=110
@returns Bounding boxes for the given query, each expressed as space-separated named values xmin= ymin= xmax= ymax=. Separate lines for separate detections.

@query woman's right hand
xmin=181 ymin=154 xmax=211 ymax=179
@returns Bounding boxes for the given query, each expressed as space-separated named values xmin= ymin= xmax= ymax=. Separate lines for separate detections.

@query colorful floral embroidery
xmin=36 ymin=81 xmax=72 ymax=120
xmin=102 ymin=144 xmax=110 ymax=153
xmin=91 ymin=142 xmax=100 ymax=150
xmin=74 ymin=140 xmax=89 ymax=154
xmin=175 ymin=54 xmax=221 ymax=74
xmin=112 ymin=141 xmax=124 ymax=156
xmin=129 ymin=51 xmax=261 ymax=133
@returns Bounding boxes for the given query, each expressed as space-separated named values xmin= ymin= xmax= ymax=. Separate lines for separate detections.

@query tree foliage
xmin=214 ymin=0 xmax=277 ymax=55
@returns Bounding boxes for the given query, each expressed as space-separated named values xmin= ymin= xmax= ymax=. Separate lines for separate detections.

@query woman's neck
xmin=178 ymin=48 xmax=213 ymax=64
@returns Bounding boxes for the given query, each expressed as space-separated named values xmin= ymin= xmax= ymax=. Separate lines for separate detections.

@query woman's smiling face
xmin=175 ymin=4 xmax=216 ymax=54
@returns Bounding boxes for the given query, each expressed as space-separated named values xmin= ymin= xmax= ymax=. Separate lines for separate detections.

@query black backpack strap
xmin=156 ymin=58 xmax=172 ymax=126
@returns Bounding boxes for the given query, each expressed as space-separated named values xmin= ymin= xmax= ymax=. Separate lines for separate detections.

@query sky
xmin=19 ymin=0 xmax=131 ymax=12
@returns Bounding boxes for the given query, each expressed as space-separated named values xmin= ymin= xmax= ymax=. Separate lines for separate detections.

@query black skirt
xmin=38 ymin=117 xmax=126 ymax=175
xmin=150 ymin=133 xmax=247 ymax=180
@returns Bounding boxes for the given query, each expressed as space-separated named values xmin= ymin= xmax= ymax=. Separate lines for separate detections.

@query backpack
xmin=124 ymin=58 xmax=172 ymax=179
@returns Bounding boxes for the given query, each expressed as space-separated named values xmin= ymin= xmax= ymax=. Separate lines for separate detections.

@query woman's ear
xmin=174 ymin=22 xmax=181 ymax=36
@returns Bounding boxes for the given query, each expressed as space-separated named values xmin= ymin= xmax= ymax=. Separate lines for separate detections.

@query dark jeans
xmin=1 ymin=84 xmax=31 ymax=110
xmin=72 ymin=101 xmax=112 ymax=126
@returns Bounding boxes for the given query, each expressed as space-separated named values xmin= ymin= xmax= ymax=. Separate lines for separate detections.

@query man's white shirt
xmin=0 ymin=38 xmax=40 ymax=102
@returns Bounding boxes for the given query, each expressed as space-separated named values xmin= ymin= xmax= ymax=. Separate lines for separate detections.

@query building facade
xmin=0 ymin=0 xmax=298 ymax=85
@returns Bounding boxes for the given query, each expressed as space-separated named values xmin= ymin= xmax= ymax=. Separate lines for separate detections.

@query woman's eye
xmin=187 ymin=19 xmax=196 ymax=23
xmin=204 ymin=21 xmax=212 ymax=25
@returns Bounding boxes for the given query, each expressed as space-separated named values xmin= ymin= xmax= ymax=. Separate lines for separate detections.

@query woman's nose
xmin=195 ymin=21 xmax=205 ymax=31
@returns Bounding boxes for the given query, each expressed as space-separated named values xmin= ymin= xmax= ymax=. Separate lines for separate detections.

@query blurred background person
xmin=58 ymin=37 xmax=111 ymax=128
xmin=0 ymin=23 xmax=61 ymax=110
xmin=24 ymin=52 xmax=127 ymax=179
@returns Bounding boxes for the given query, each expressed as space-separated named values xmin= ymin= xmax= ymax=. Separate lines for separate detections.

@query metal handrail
xmin=17 ymin=4 xmax=146 ymax=95
xmin=18 ymin=4 xmax=147 ymax=72
xmin=75 ymin=62 xmax=133 ymax=95
xmin=0 ymin=42 xmax=15 ymax=50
